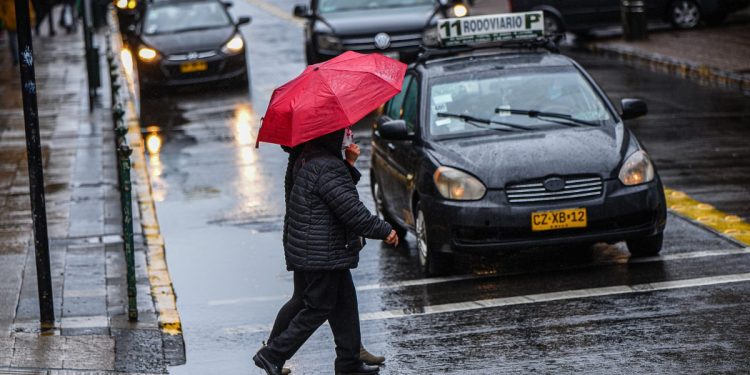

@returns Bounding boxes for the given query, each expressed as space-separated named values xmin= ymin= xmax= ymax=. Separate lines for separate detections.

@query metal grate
xmin=341 ymin=32 xmax=423 ymax=51
xmin=506 ymin=176 xmax=603 ymax=204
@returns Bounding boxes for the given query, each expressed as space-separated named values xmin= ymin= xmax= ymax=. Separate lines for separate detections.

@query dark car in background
xmin=371 ymin=46 xmax=667 ymax=276
xmin=293 ymin=0 xmax=471 ymax=64
xmin=129 ymin=0 xmax=251 ymax=94
xmin=509 ymin=0 xmax=750 ymax=33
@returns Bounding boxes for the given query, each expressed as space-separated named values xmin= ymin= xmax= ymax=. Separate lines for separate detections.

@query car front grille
xmin=166 ymin=50 xmax=218 ymax=62
xmin=506 ymin=176 xmax=603 ymax=204
xmin=341 ymin=32 xmax=423 ymax=51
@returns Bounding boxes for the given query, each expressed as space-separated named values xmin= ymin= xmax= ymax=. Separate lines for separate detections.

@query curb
xmin=107 ymin=15 xmax=186 ymax=366
xmin=583 ymin=42 xmax=750 ymax=96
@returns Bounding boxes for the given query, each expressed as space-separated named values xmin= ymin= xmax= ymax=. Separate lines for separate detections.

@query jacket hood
xmin=426 ymin=125 xmax=629 ymax=188
xmin=316 ymin=5 xmax=436 ymax=35
xmin=141 ymin=26 xmax=235 ymax=55
xmin=304 ymin=129 xmax=345 ymax=159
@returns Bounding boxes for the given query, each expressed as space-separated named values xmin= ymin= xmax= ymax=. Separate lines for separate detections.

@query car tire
xmin=416 ymin=203 xmax=452 ymax=277
xmin=669 ymin=0 xmax=701 ymax=29
xmin=371 ymin=176 xmax=407 ymax=240
xmin=626 ymin=233 xmax=664 ymax=257
xmin=305 ymin=44 xmax=320 ymax=66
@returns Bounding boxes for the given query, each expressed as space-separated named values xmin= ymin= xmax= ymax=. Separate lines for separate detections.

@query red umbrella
xmin=257 ymin=51 xmax=407 ymax=147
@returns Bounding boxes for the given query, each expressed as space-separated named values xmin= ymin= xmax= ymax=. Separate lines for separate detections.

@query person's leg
xmin=327 ymin=270 xmax=362 ymax=371
xmin=46 ymin=1 xmax=55 ymax=36
xmin=267 ymin=271 xmax=305 ymax=342
xmin=263 ymin=271 xmax=340 ymax=363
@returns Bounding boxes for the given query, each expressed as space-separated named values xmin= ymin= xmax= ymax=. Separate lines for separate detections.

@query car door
xmin=372 ymin=75 xmax=413 ymax=222
xmin=556 ymin=0 xmax=600 ymax=29
xmin=388 ymin=75 xmax=421 ymax=227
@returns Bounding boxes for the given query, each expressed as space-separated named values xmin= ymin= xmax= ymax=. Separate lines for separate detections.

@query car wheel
xmin=670 ymin=0 xmax=701 ymax=29
xmin=543 ymin=11 xmax=565 ymax=35
xmin=416 ymin=204 xmax=451 ymax=277
xmin=371 ymin=177 xmax=407 ymax=239
xmin=305 ymin=44 xmax=320 ymax=65
xmin=626 ymin=233 xmax=664 ymax=257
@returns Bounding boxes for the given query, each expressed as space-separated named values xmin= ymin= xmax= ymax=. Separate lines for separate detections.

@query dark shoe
xmin=335 ymin=362 xmax=380 ymax=375
xmin=281 ymin=367 xmax=291 ymax=375
xmin=253 ymin=351 xmax=283 ymax=375
xmin=360 ymin=346 xmax=385 ymax=366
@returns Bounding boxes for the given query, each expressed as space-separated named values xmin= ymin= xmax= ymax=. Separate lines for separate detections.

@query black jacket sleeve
xmin=345 ymin=162 xmax=362 ymax=185
xmin=316 ymin=162 xmax=392 ymax=240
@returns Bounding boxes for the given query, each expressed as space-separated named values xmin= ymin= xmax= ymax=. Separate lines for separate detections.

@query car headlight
xmin=618 ymin=150 xmax=655 ymax=186
xmin=433 ymin=166 xmax=486 ymax=200
xmin=316 ymin=34 xmax=342 ymax=51
xmin=137 ymin=47 xmax=158 ymax=62
xmin=451 ymin=3 xmax=469 ymax=18
xmin=221 ymin=34 xmax=245 ymax=55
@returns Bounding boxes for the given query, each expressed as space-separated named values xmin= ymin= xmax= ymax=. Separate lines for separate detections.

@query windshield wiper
xmin=496 ymin=108 xmax=599 ymax=127
xmin=436 ymin=112 xmax=533 ymax=132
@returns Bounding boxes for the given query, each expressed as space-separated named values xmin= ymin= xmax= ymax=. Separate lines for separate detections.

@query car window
xmin=428 ymin=67 xmax=614 ymax=138
xmin=402 ymin=79 xmax=418 ymax=132
xmin=318 ymin=0 xmax=433 ymax=13
xmin=143 ymin=1 xmax=231 ymax=35
xmin=386 ymin=75 xmax=412 ymax=120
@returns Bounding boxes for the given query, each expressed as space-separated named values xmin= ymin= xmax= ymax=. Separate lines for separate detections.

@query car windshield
xmin=428 ymin=67 xmax=614 ymax=139
xmin=318 ymin=0 xmax=434 ymax=13
xmin=143 ymin=1 xmax=231 ymax=35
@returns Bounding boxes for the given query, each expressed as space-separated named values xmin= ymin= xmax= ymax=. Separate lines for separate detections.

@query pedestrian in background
xmin=0 ymin=0 xmax=36 ymax=66
xmin=31 ymin=0 xmax=53 ymax=36
xmin=253 ymin=129 xmax=398 ymax=375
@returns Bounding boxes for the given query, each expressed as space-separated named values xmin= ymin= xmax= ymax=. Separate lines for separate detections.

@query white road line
xmin=207 ymin=247 xmax=750 ymax=306
xmin=359 ymin=272 xmax=750 ymax=321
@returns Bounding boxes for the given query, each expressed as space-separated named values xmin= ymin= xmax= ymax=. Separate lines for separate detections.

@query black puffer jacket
xmin=285 ymin=130 xmax=392 ymax=271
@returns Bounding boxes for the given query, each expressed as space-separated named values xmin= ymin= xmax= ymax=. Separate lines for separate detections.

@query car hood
xmin=141 ymin=26 xmax=235 ymax=55
xmin=426 ymin=125 xmax=628 ymax=189
xmin=317 ymin=6 xmax=436 ymax=35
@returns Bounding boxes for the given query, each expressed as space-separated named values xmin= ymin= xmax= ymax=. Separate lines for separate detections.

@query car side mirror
xmin=621 ymin=98 xmax=647 ymax=120
xmin=378 ymin=119 xmax=411 ymax=140
xmin=222 ymin=1 xmax=233 ymax=8
xmin=237 ymin=16 xmax=251 ymax=26
xmin=293 ymin=4 xmax=311 ymax=18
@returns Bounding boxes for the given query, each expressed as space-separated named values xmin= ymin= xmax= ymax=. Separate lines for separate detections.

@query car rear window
xmin=144 ymin=1 xmax=231 ymax=35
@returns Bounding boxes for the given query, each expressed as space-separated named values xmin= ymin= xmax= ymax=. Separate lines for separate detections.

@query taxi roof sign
xmin=437 ymin=11 xmax=545 ymax=47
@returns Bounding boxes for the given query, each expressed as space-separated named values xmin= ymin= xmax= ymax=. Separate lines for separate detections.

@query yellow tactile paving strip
xmin=666 ymin=188 xmax=750 ymax=246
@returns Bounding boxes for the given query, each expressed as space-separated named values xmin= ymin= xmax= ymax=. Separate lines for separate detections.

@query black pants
xmin=264 ymin=269 xmax=361 ymax=371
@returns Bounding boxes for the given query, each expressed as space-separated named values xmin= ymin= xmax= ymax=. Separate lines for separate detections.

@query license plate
xmin=180 ymin=60 xmax=207 ymax=73
xmin=531 ymin=208 xmax=587 ymax=231
xmin=381 ymin=51 xmax=399 ymax=60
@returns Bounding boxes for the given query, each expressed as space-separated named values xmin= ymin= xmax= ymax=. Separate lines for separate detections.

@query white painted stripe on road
xmin=359 ymin=272 xmax=750 ymax=321
xmin=207 ymin=247 xmax=749 ymax=306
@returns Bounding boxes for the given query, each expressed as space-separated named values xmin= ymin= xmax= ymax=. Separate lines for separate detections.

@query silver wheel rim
xmin=673 ymin=1 xmax=699 ymax=28
xmin=417 ymin=210 xmax=428 ymax=267
xmin=544 ymin=15 xmax=560 ymax=34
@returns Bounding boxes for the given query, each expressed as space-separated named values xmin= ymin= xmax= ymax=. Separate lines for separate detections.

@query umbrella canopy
xmin=257 ymin=51 xmax=407 ymax=147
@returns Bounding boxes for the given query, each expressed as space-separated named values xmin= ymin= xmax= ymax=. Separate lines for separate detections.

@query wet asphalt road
xmin=133 ymin=2 xmax=750 ymax=374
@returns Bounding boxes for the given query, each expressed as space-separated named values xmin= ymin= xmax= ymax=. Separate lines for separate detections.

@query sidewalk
xmin=0 ymin=24 xmax=181 ymax=374
xmin=582 ymin=9 xmax=750 ymax=94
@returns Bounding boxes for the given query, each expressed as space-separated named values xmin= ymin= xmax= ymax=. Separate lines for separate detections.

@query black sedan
xmin=510 ymin=0 xmax=750 ymax=33
xmin=130 ymin=0 xmax=251 ymax=93
xmin=293 ymin=0 xmax=470 ymax=64
xmin=371 ymin=48 xmax=667 ymax=276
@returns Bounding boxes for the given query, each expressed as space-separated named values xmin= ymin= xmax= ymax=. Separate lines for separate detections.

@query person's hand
xmin=345 ymin=143 xmax=360 ymax=166
xmin=384 ymin=229 xmax=399 ymax=247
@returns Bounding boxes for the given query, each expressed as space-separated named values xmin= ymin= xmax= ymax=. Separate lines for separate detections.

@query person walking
xmin=253 ymin=129 xmax=398 ymax=375
xmin=268 ymin=130 xmax=386 ymax=375
xmin=0 ymin=0 xmax=35 ymax=66
xmin=31 ymin=0 xmax=53 ymax=36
